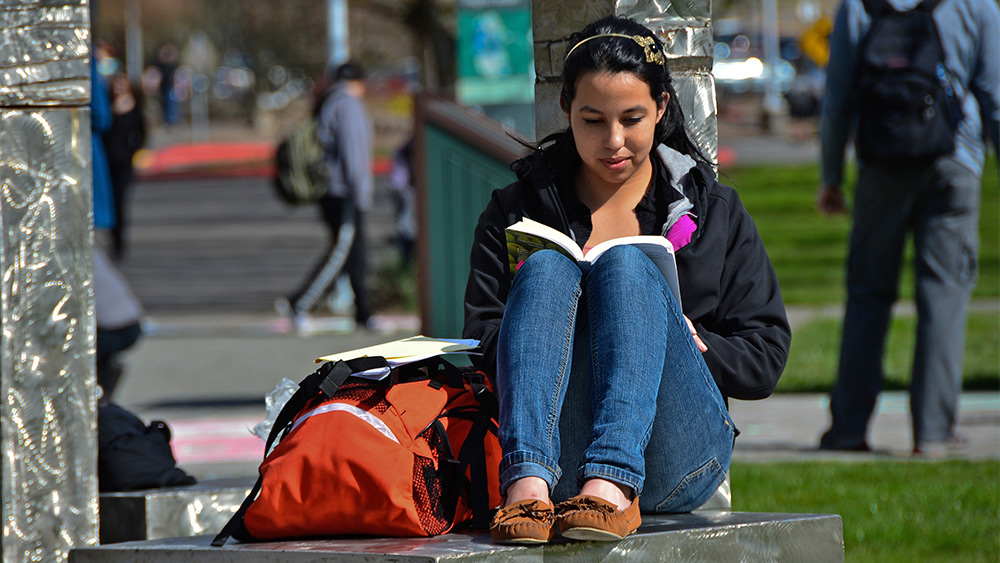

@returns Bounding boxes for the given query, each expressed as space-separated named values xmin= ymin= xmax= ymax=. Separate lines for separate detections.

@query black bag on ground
xmin=98 ymin=403 xmax=197 ymax=492
xmin=855 ymin=0 xmax=961 ymax=163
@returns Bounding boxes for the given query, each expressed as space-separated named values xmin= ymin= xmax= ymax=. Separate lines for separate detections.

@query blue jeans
xmin=496 ymin=247 xmax=734 ymax=513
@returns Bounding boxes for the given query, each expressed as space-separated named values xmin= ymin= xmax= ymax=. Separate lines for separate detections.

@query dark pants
xmin=108 ymin=158 xmax=133 ymax=259
xmin=826 ymin=156 xmax=979 ymax=447
xmin=97 ymin=321 xmax=143 ymax=400
xmin=290 ymin=195 xmax=371 ymax=323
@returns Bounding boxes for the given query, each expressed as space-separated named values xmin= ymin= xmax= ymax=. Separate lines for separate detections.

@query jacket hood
xmin=654 ymin=145 xmax=717 ymax=248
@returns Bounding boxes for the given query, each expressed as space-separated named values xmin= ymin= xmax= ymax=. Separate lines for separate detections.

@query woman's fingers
xmin=684 ymin=315 xmax=708 ymax=353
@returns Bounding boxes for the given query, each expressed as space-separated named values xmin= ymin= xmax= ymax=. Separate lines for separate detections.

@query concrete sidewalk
xmin=112 ymin=305 xmax=999 ymax=482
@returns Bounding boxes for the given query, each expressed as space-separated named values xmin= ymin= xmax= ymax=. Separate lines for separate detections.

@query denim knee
xmin=588 ymin=244 xmax=676 ymax=305
xmin=516 ymin=248 xmax=578 ymax=279
xmin=589 ymin=245 xmax=654 ymax=277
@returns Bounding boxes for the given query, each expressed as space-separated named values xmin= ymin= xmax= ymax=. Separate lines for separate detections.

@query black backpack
xmin=98 ymin=403 xmax=197 ymax=491
xmin=855 ymin=0 xmax=961 ymax=163
xmin=272 ymin=117 xmax=329 ymax=205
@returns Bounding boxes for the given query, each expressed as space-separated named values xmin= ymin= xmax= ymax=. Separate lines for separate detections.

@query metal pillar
xmin=0 ymin=1 xmax=98 ymax=562
xmin=531 ymin=0 xmax=717 ymax=163
xmin=327 ymin=0 xmax=349 ymax=69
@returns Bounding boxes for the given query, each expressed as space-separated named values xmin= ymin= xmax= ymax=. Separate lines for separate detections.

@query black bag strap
xmin=458 ymin=403 xmax=493 ymax=528
xmin=212 ymin=356 xmax=389 ymax=547
xmin=433 ymin=363 xmax=497 ymax=529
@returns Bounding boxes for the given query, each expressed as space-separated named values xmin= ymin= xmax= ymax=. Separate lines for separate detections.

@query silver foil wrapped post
xmin=1 ymin=1 xmax=97 ymax=562
xmin=532 ymin=0 xmax=717 ymax=164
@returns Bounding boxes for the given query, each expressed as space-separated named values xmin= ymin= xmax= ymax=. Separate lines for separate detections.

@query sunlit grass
xmin=722 ymin=156 xmax=999 ymax=305
xmin=732 ymin=460 xmax=1000 ymax=562
xmin=779 ymin=312 xmax=999 ymax=392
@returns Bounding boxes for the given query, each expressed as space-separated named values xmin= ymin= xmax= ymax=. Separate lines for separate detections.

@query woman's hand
xmin=684 ymin=315 xmax=708 ymax=353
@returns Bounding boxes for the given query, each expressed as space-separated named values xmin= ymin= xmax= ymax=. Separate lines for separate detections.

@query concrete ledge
xmin=76 ymin=512 xmax=843 ymax=562
xmin=99 ymin=478 xmax=253 ymax=544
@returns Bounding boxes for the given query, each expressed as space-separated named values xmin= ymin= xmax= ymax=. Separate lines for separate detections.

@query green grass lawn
xmin=723 ymin=156 xmax=999 ymax=392
xmin=779 ymin=312 xmax=999 ymax=392
xmin=722 ymin=156 xmax=999 ymax=305
xmin=732 ymin=460 xmax=1000 ymax=562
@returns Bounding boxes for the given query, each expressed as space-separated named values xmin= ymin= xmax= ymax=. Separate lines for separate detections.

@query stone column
xmin=532 ymin=0 xmax=717 ymax=163
xmin=0 ymin=2 xmax=97 ymax=561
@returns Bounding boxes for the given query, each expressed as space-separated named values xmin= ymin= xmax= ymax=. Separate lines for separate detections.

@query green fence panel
xmin=423 ymin=123 xmax=516 ymax=338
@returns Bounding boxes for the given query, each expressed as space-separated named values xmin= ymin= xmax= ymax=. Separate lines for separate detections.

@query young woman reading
xmin=463 ymin=15 xmax=791 ymax=544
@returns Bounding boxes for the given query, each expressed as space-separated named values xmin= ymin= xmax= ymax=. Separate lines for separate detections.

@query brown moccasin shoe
xmin=557 ymin=494 xmax=641 ymax=541
xmin=490 ymin=499 xmax=557 ymax=544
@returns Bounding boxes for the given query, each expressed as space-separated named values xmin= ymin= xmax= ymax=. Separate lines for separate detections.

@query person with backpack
xmin=463 ymin=16 xmax=790 ymax=543
xmin=278 ymin=61 xmax=374 ymax=331
xmin=817 ymin=0 xmax=999 ymax=456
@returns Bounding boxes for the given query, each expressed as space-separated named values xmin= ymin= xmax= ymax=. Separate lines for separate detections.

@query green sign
xmin=457 ymin=1 xmax=534 ymax=105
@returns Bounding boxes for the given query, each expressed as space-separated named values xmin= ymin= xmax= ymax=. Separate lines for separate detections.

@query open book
xmin=506 ymin=218 xmax=681 ymax=306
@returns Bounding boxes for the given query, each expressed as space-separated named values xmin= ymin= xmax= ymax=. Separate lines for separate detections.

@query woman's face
xmin=564 ymin=71 xmax=666 ymax=189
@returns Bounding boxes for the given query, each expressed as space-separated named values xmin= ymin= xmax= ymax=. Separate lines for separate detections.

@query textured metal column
xmin=532 ymin=0 xmax=717 ymax=163
xmin=0 ymin=1 xmax=97 ymax=562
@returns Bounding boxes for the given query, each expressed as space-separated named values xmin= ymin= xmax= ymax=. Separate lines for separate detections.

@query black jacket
xmin=462 ymin=144 xmax=791 ymax=401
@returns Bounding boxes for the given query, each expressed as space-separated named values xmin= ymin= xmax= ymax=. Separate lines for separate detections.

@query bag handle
xmin=212 ymin=356 xmax=389 ymax=547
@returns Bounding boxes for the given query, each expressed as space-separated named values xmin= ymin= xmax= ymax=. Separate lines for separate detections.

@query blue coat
xmin=91 ymin=63 xmax=115 ymax=230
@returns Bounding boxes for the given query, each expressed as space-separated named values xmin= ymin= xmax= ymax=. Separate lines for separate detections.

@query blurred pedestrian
xmin=387 ymin=137 xmax=417 ymax=266
xmin=817 ymin=0 xmax=999 ymax=456
xmin=104 ymin=73 xmax=146 ymax=260
xmin=94 ymin=245 xmax=144 ymax=404
xmin=153 ymin=43 xmax=180 ymax=125
xmin=91 ymin=61 xmax=143 ymax=402
xmin=279 ymin=61 xmax=374 ymax=331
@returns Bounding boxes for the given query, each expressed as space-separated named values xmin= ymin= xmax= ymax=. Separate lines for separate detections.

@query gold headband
xmin=564 ymin=33 xmax=666 ymax=67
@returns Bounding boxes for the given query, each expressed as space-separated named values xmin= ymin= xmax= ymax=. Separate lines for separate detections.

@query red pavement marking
xmin=136 ymin=142 xmax=392 ymax=180
xmin=169 ymin=417 xmax=265 ymax=464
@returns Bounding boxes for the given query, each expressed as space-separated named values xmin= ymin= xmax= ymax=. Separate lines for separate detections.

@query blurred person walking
xmin=91 ymin=61 xmax=144 ymax=402
xmin=153 ymin=43 xmax=180 ymax=126
xmin=94 ymin=245 xmax=144 ymax=403
xmin=279 ymin=62 xmax=374 ymax=331
xmin=104 ymin=73 xmax=146 ymax=260
xmin=816 ymin=0 xmax=999 ymax=456
xmin=387 ymin=137 xmax=417 ymax=267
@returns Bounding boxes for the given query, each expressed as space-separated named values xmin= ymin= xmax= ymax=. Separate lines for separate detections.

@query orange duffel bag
xmin=212 ymin=355 xmax=502 ymax=545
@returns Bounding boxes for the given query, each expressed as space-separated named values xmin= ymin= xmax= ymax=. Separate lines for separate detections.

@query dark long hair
xmin=543 ymin=15 xmax=710 ymax=165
